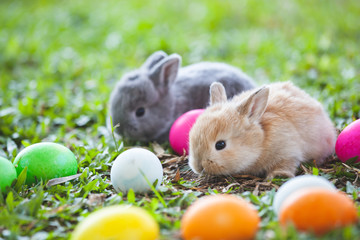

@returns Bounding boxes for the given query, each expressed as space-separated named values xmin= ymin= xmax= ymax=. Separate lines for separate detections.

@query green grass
xmin=0 ymin=0 xmax=360 ymax=239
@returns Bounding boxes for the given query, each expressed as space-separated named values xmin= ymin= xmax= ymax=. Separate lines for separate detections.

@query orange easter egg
xmin=181 ymin=194 xmax=260 ymax=240
xmin=279 ymin=188 xmax=358 ymax=235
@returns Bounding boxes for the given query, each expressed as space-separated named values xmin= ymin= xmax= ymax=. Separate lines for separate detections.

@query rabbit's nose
xmin=188 ymin=154 xmax=204 ymax=174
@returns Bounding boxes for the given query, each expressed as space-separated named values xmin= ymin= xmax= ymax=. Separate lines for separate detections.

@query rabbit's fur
xmin=109 ymin=51 xmax=255 ymax=143
xmin=189 ymin=81 xmax=336 ymax=179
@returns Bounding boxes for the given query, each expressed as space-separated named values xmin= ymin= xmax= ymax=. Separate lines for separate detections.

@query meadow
xmin=0 ymin=0 xmax=359 ymax=239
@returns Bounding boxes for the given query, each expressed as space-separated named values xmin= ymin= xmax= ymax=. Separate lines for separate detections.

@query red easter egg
xmin=335 ymin=119 xmax=360 ymax=163
xmin=169 ymin=109 xmax=205 ymax=155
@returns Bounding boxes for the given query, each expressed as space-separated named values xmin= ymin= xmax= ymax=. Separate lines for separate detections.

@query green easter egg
xmin=13 ymin=142 xmax=78 ymax=185
xmin=0 ymin=156 xmax=17 ymax=193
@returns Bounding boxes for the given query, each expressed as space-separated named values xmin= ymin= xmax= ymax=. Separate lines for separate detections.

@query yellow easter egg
xmin=71 ymin=205 xmax=159 ymax=240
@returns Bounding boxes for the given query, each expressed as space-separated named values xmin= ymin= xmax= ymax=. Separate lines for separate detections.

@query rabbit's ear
xmin=238 ymin=86 xmax=269 ymax=122
xmin=210 ymin=82 xmax=227 ymax=105
xmin=149 ymin=54 xmax=181 ymax=91
xmin=142 ymin=51 xmax=168 ymax=70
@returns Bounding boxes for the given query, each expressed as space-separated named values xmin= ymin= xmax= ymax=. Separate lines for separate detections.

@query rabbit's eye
xmin=135 ymin=107 xmax=145 ymax=117
xmin=129 ymin=74 xmax=138 ymax=81
xmin=215 ymin=140 xmax=226 ymax=150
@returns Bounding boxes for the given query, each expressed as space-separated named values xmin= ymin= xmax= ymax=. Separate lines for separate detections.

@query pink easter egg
xmin=335 ymin=119 xmax=360 ymax=163
xmin=169 ymin=109 xmax=205 ymax=155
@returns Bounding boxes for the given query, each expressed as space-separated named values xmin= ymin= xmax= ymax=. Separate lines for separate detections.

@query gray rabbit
xmin=109 ymin=51 xmax=255 ymax=143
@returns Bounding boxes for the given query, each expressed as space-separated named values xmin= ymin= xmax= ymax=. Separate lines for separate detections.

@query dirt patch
xmin=159 ymin=152 xmax=360 ymax=198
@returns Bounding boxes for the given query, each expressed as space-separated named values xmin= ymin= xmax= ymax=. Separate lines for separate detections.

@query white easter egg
xmin=111 ymin=148 xmax=163 ymax=193
xmin=273 ymin=175 xmax=336 ymax=215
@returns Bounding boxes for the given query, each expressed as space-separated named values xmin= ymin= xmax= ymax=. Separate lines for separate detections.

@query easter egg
xmin=111 ymin=148 xmax=163 ymax=193
xmin=279 ymin=188 xmax=358 ymax=235
xmin=273 ymin=175 xmax=335 ymax=215
xmin=71 ymin=205 xmax=159 ymax=240
xmin=169 ymin=109 xmax=205 ymax=155
xmin=0 ymin=156 xmax=17 ymax=193
xmin=13 ymin=142 xmax=78 ymax=185
xmin=335 ymin=119 xmax=360 ymax=163
xmin=181 ymin=194 xmax=260 ymax=240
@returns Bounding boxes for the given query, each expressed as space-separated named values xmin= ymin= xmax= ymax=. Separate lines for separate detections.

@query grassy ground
xmin=0 ymin=0 xmax=360 ymax=239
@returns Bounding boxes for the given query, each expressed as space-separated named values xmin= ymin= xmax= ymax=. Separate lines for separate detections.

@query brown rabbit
xmin=188 ymin=81 xmax=336 ymax=179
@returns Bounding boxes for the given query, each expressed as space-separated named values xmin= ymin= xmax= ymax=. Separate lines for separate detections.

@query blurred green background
xmin=0 ymin=0 xmax=360 ymax=238
xmin=1 ymin=0 xmax=359 ymax=140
